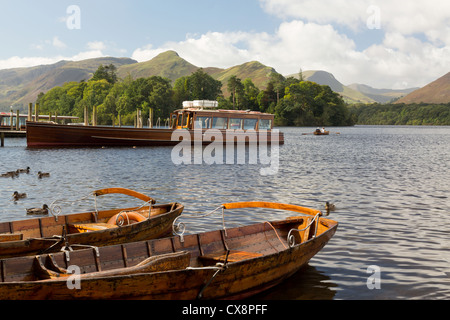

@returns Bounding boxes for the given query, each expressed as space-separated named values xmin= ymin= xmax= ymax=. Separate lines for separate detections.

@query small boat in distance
xmin=0 ymin=201 xmax=337 ymax=300
xmin=0 ymin=188 xmax=183 ymax=259
xmin=26 ymin=100 xmax=284 ymax=148
xmin=314 ymin=128 xmax=330 ymax=135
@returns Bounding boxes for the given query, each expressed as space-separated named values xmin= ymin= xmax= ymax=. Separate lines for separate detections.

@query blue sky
xmin=1 ymin=0 xmax=449 ymax=89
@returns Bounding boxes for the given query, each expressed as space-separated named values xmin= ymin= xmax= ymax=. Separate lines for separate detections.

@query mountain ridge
xmin=0 ymin=50 xmax=440 ymax=110
xmin=395 ymin=72 xmax=450 ymax=104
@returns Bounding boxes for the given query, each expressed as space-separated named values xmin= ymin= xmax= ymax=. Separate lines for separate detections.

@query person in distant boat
xmin=321 ymin=127 xmax=325 ymax=133
xmin=316 ymin=127 xmax=321 ymax=133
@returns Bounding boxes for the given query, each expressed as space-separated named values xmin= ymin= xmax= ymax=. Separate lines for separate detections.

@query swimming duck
xmin=1 ymin=171 xmax=18 ymax=178
xmin=13 ymin=191 xmax=27 ymax=201
xmin=17 ymin=167 xmax=30 ymax=173
xmin=37 ymin=171 xmax=50 ymax=178
xmin=325 ymin=202 xmax=336 ymax=215
xmin=26 ymin=204 xmax=49 ymax=215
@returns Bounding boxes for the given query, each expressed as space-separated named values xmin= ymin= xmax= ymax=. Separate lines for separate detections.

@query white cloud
xmin=52 ymin=36 xmax=67 ymax=49
xmin=0 ymin=49 xmax=106 ymax=70
xmin=259 ymin=0 xmax=450 ymax=43
xmin=87 ymin=41 xmax=107 ymax=51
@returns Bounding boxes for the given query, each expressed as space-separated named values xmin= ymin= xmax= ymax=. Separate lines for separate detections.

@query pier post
xmin=35 ymin=103 xmax=39 ymax=122
xmin=1 ymin=132 xmax=4 ymax=147
xmin=149 ymin=108 xmax=153 ymax=128
xmin=92 ymin=106 xmax=97 ymax=126
xmin=84 ymin=106 xmax=88 ymax=126
xmin=28 ymin=103 xmax=32 ymax=121
xmin=16 ymin=110 xmax=20 ymax=131
xmin=10 ymin=108 xmax=13 ymax=131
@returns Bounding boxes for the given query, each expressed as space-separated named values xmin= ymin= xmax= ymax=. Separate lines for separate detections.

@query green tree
xmin=92 ymin=64 xmax=118 ymax=84
xmin=227 ymin=75 xmax=244 ymax=109
xmin=186 ymin=69 xmax=222 ymax=100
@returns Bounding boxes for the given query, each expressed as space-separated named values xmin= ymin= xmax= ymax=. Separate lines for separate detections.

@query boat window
xmin=171 ymin=114 xmax=177 ymax=128
xmin=229 ymin=118 xmax=243 ymax=130
xmin=243 ymin=119 xmax=257 ymax=130
xmin=182 ymin=113 xmax=189 ymax=127
xmin=194 ymin=116 xmax=212 ymax=129
xmin=212 ymin=117 xmax=228 ymax=129
xmin=259 ymin=119 xmax=272 ymax=130
xmin=177 ymin=114 xmax=183 ymax=127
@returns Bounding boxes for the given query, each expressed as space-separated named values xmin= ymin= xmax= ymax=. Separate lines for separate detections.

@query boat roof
xmin=173 ymin=108 xmax=272 ymax=116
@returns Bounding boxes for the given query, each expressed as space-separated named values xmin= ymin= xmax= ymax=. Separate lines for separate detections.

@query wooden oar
xmin=222 ymin=201 xmax=322 ymax=216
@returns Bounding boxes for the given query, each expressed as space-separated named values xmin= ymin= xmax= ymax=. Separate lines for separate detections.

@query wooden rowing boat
xmin=0 ymin=188 xmax=183 ymax=259
xmin=314 ymin=130 xmax=330 ymax=136
xmin=0 ymin=201 xmax=337 ymax=300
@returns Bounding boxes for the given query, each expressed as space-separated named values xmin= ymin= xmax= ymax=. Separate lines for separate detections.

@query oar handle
xmin=221 ymin=202 xmax=322 ymax=216
xmin=93 ymin=188 xmax=156 ymax=204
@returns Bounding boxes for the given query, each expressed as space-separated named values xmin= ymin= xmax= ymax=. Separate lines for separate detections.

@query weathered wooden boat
xmin=0 ymin=188 xmax=183 ymax=259
xmin=26 ymin=100 xmax=284 ymax=148
xmin=0 ymin=201 xmax=337 ymax=300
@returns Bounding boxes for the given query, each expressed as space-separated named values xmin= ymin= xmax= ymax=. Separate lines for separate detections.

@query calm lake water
xmin=1 ymin=125 xmax=449 ymax=300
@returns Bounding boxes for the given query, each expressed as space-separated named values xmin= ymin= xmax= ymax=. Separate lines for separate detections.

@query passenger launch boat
xmin=0 ymin=188 xmax=183 ymax=259
xmin=0 ymin=201 xmax=337 ymax=300
xmin=26 ymin=100 xmax=284 ymax=148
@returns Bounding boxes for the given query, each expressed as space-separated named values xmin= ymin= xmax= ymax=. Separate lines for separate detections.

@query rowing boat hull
xmin=0 ymin=203 xmax=183 ymax=259
xmin=0 ymin=215 xmax=337 ymax=300
xmin=26 ymin=122 xmax=284 ymax=148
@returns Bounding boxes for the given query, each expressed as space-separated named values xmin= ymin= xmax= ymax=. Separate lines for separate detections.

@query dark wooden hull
xmin=0 ymin=203 xmax=183 ymax=259
xmin=0 ymin=212 xmax=338 ymax=300
xmin=26 ymin=122 xmax=284 ymax=148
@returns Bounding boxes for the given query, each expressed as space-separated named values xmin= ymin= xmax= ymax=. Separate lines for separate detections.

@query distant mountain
xmin=395 ymin=72 xmax=450 ymax=104
xmin=348 ymin=83 xmax=419 ymax=103
xmin=210 ymin=61 xmax=276 ymax=96
xmin=288 ymin=70 xmax=375 ymax=104
xmin=117 ymin=51 xmax=197 ymax=81
xmin=118 ymin=51 xmax=276 ymax=95
xmin=0 ymin=57 xmax=136 ymax=109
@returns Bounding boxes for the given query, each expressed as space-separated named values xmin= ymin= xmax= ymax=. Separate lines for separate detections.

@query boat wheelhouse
xmin=170 ymin=100 xmax=274 ymax=132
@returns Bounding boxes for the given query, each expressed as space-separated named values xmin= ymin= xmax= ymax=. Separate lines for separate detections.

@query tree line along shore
xmin=35 ymin=64 xmax=450 ymax=127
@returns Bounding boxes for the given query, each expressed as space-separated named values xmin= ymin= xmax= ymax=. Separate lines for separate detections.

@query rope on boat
xmin=187 ymin=250 xmax=230 ymax=299
xmin=263 ymin=221 xmax=287 ymax=250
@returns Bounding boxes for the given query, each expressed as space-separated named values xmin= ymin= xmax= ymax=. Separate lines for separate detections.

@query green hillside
xmin=0 ymin=57 xmax=136 ymax=110
xmin=117 ymin=51 xmax=198 ymax=81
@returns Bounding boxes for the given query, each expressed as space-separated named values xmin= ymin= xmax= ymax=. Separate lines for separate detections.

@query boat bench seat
xmin=0 ymin=233 xmax=23 ymax=242
xmin=68 ymin=222 xmax=118 ymax=233
xmin=199 ymin=250 xmax=263 ymax=264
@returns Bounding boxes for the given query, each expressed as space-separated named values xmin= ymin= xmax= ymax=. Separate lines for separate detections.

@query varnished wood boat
xmin=26 ymin=101 xmax=284 ymax=148
xmin=0 ymin=188 xmax=183 ymax=259
xmin=0 ymin=201 xmax=337 ymax=300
